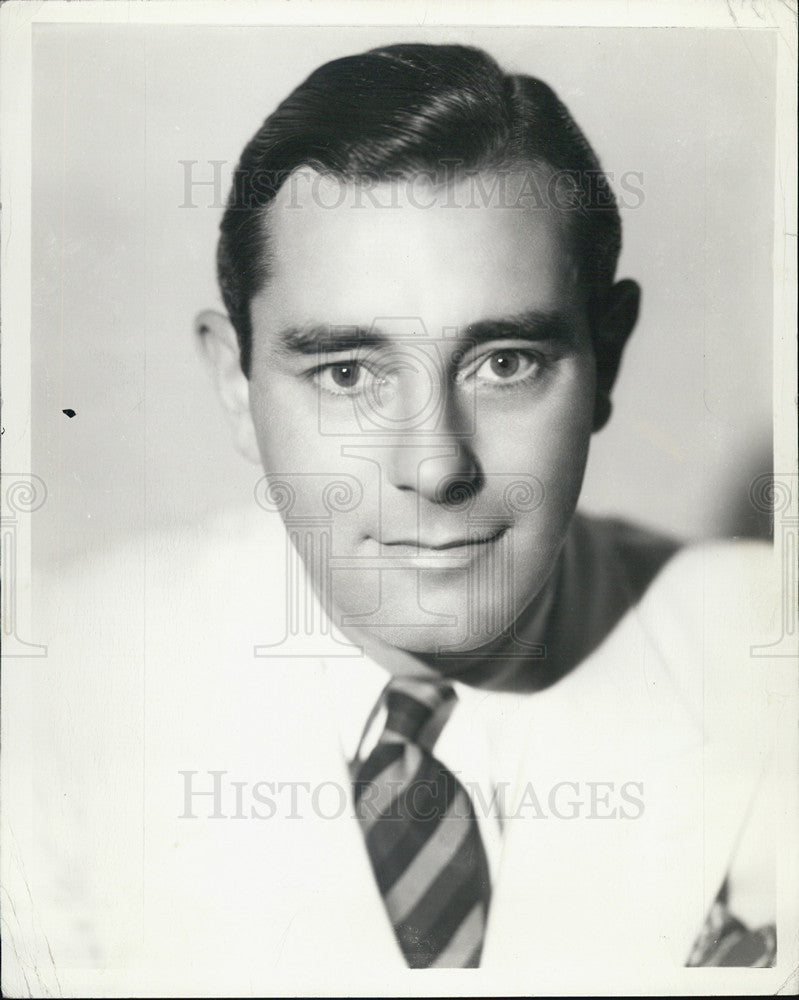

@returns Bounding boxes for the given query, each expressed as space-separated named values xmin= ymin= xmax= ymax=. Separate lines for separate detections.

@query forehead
xmin=253 ymin=169 xmax=584 ymax=333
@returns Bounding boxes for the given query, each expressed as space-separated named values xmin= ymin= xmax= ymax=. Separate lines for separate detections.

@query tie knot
xmin=381 ymin=676 xmax=456 ymax=752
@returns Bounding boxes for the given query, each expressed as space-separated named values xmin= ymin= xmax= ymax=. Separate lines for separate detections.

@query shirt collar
xmin=322 ymin=639 xmax=537 ymax=766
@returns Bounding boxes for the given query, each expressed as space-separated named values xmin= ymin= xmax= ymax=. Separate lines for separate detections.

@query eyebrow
xmin=463 ymin=310 xmax=574 ymax=347
xmin=277 ymin=324 xmax=386 ymax=355
xmin=276 ymin=310 xmax=573 ymax=355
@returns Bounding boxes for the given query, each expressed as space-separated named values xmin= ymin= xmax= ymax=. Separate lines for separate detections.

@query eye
xmin=474 ymin=349 xmax=539 ymax=385
xmin=312 ymin=360 xmax=379 ymax=397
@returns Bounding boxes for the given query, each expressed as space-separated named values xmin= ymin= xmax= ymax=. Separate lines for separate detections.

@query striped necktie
xmin=352 ymin=676 xmax=491 ymax=968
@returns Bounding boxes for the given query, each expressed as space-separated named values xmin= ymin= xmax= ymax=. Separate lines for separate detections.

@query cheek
xmin=474 ymin=361 xmax=596 ymax=488
xmin=547 ymin=381 xmax=596 ymax=480
xmin=540 ymin=380 xmax=596 ymax=510
xmin=249 ymin=376 xmax=315 ymax=470
xmin=248 ymin=377 xmax=372 ymax=533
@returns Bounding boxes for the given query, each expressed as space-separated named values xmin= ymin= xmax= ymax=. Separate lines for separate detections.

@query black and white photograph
xmin=1 ymin=0 xmax=797 ymax=995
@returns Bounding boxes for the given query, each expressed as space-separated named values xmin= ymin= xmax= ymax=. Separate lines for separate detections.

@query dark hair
xmin=217 ymin=43 xmax=622 ymax=377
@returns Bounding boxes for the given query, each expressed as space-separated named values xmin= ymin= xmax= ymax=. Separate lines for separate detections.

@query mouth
xmin=377 ymin=526 xmax=508 ymax=558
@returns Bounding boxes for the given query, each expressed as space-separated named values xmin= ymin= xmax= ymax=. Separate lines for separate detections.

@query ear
xmin=592 ymin=279 xmax=640 ymax=432
xmin=195 ymin=309 xmax=261 ymax=465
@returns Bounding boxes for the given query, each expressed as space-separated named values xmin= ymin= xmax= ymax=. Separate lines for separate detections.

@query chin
xmin=364 ymin=623 xmax=495 ymax=656
xmin=322 ymin=562 xmax=547 ymax=657
xmin=333 ymin=589 xmax=526 ymax=656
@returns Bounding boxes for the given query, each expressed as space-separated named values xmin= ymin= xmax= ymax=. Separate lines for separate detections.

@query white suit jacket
xmin=1 ymin=507 xmax=790 ymax=996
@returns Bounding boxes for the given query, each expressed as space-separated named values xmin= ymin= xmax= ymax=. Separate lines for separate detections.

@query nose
xmin=388 ymin=438 xmax=480 ymax=503
xmin=383 ymin=371 xmax=481 ymax=504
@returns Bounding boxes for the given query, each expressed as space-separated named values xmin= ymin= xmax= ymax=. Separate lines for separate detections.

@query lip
xmin=377 ymin=526 xmax=508 ymax=556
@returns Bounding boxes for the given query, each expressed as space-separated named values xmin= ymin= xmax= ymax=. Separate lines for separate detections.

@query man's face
xmin=246 ymin=170 xmax=597 ymax=655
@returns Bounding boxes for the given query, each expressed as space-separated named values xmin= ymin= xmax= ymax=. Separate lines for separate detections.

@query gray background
xmin=31 ymin=24 xmax=776 ymax=566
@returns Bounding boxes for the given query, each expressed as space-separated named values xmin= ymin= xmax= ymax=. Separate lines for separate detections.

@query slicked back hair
xmin=217 ymin=43 xmax=622 ymax=377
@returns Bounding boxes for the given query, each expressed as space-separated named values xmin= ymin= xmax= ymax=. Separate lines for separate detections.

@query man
xmin=3 ymin=42 xmax=783 ymax=994
xmin=195 ymin=43 xmax=777 ymax=971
